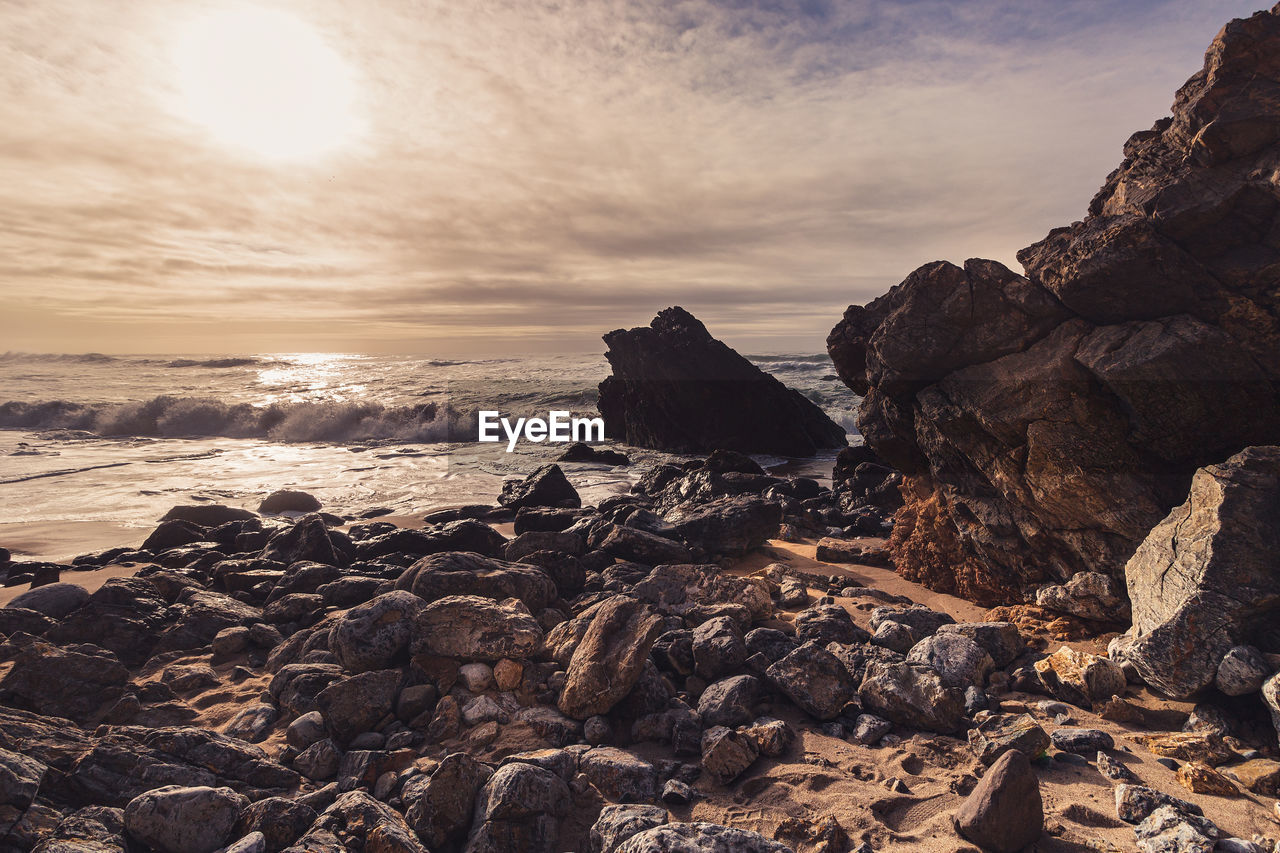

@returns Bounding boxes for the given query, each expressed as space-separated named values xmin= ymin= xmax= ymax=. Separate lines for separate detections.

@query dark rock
xmin=1051 ymin=727 xmax=1115 ymax=754
xmin=632 ymin=563 xmax=774 ymax=623
xmin=259 ymin=490 xmax=322 ymax=514
xmin=261 ymin=514 xmax=348 ymax=567
xmin=968 ymin=714 xmax=1050 ymax=766
xmin=237 ymin=797 xmax=318 ymax=853
xmin=504 ymin=530 xmax=586 ymax=561
xmin=161 ymin=505 xmax=256 ymax=526
xmin=666 ymin=496 xmax=782 ymax=558
xmin=413 ymin=595 xmax=543 ymax=661
xmin=936 ymin=622 xmax=1024 ymax=668
xmin=905 ymin=633 xmax=992 ymax=690
xmin=315 ymin=669 xmax=401 ymax=743
xmin=765 ymin=642 xmax=858 ymax=721
xmin=0 ymin=639 xmax=128 ymax=724
xmin=123 ymin=785 xmax=248 ymax=853
xmin=1215 ymin=645 xmax=1271 ymax=696
xmin=697 ymin=675 xmax=761 ymax=727
xmin=955 ymin=750 xmax=1043 ymax=853
xmin=858 ymin=661 xmax=966 ymax=734
xmin=595 ymin=523 xmax=693 ymax=566
xmin=558 ymin=442 xmax=631 ymax=465
xmin=404 ymin=752 xmax=493 ymax=849
xmin=598 ymin=307 xmax=846 ymax=456
xmin=6 ymin=581 xmax=90 ymax=619
xmin=590 ymin=804 xmax=668 ymax=853
xmin=794 ymin=604 xmax=869 ymax=645
xmin=498 ymin=464 xmax=581 ymax=510
xmin=814 ymin=538 xmax=891 ymax=567
xmin=47 ymin=577 xmax=170 ymax=666
xmin=465 ymin=762 xmax=571 ymax=853
xmin=269 ymin=663 xmax=345 ymax=717
xmin=580 ymin=747 xmax=659 ymax=802
xmin=559 ymin=596 xmax=664 ymax=719
xmin=691 ymin=616 xmax=746 ymax=680
xmin=329 ymin=590 xmax=424 ymax=673
xmin=396 ymin=551 xmax=557 ymax=612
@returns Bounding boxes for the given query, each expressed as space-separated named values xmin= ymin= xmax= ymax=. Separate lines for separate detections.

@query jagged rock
xmin=595 ymin=524 xmax=693 ymax=566
xmin=794 ymin=604 xmax=869 ymax=645
xmin=1033 ymin=646 xmax=1126 ymax=710
xmin=261 ymin=514 xmax=347 ymax=567
xmin=1051 ymin=727 xmax=1114 ymax=754
xmin=968 ymin=714 xmax=1050 ymax=766
xmin=613 ymin=821 xmax=793 ymax=853
xmin=1135 ymin=731 xmax=1235 ymax=766
xmin=404 ymin=752 xmax=493 ymax=849
xmin=691 ymin=617 xmax=747 ymax=680
xmin=867 ymin=605 xmax=954 ymax=646
xmin=828 ymin=6 xmax=1280 ymax=604
xmin=1035 ymin=572 xmax=1130 ymax=623
xmin=412 ymin=595 xmax=543 ymax=661
xmin=6 ymin=582 xmax=90 ymax=619
xmin=317 ymin=790 xmax=427 ymax=853
xmin=590 ymin=804 xmax=668 ymax=853
xmin=315 ymin=670 xmax=401 ymax=743
xmin=1176 ymin=761 xmax=1239 ymax=796
xmin=1114 ymin=784 xmax=1203 ymax=824
xmin=353 ymin=520 xmax=507 ymax=561
xmin=955 ymin=750 xmax=1043 ymax=853
xmin=46 ymin=577 xmax=170 ymax=666
xmin=155 ymin=589 xmax=262 ymax=656
xmin=498 ymin=464 xmax=581 ymax=510
xmin=259 ymin=490 xmax=322 ymax=514
xmin=123 ymin=785 xmax=249 ymax=853
xmin=0 ymin=747 xmax=44 ymax=810
xmin=936 ymin=622 xmax=1024 ymax=668
xmin=743 ymin=717 xmax=795 ymax=756
xmin=744 ymin=628 xmax=797 ymax=663
xmin=905 ymin=632 xmax=993 ymax=690
xmin=162 ymin=504 xmax=256 ymax=526
xmin=814 ymin=538 xmax=890 ymax=567
xmin=0 ymin=639 xmax=128 ymax=724
xmin=700 ymin=726 xmax=758 ymax=785
xmin=33 ymin=806 xmax=128 ymax=853
xmin=237 ymin=797 xmax=318 ymax=853
xmin=464 ymin=762 xmax=571 ymax=853
xmin=294 ymin=739 xmax=341 ymax=782
xmin=269 ymin=663 xmax=345 ymax=717
xmin=1133 ymin=806 xmax=1216 ymax=853
xmin=766 ymin=642 xmax=858 ymax=721
xmin=1124 ymin=446 xmax=1280 ymax=698
xmin=396 ymin=551 xmax=557 ymax=611
xmin=598 ymin=307 xmax=846 ymax=456
xmin=697 ymin=676 xmax=760 ymax=727
xmin=1215 ymin=645 xmax=1271 ymax=696
xmin=559 ymin=596 xmax=664 ymax=720
xmin=580 ymin=747 xmax=658 ymax=803
xmin=858 ymin=661 xmax=966 ymax=733
xmin=225 ymin=705 xmax=278 ymax=744
xmin=849 ymin=714 xmax=892 ymax=746
xmin=328 ymin=590 xmax=424 ymax=674
xmin=1097 ymin=752 xmax=1141 ymax=784
xmin=633 ymin=564 xmax=774 ymax=623
xmin=665 ymin=496 xmax=783 ymax=558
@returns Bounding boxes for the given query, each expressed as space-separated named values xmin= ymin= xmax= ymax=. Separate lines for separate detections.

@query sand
xmin=0 ymin=520 xmax=143 ymax=564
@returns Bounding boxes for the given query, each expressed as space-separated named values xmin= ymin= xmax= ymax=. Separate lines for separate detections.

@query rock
xmin=396 ymin=551 xmax=557 ymax=612
xmin=315 ymin=669 xmax=400 ymax=743
xmin=850 ymin=714 xmax=892 ymax=746
xmin=162 ymin=504 xmax=256 ymax=526
xmin=585 ymin=716 xmax=612 ymax=745
xmin=259 ymin=490 xmax=322 ymax=514
xmin=580 ymin=747 xmax=658 ymax=803
xmin=142 ymin=518 xmax=209 ymax=551
xmin=867 ymin=605 xmax=954 ymax=644
xmin=1097 ymin=752 xmax=1141 ymax=784
xmin=590 ymin=804 xmax=669 ymax=853
xmin=559 ymin=596 xmax=664 ymax=719
xmin=613 ymin=821 xmax=794 ymax=853
xmin=237 ymin=797 xmax=318 ymax=853
xmin=766 ymin=642 xmax=858 ymax=721
xmin=743 ymin=717 xmax=795 ymax=756
xmin=827 ymin=1 xmax=1280 ymax=606
xmin=261 ymin=514 xmax=345 ymax=567
xmin=858 ymin=661 xmax=966 ymax=734
xmin=294 ymin=739 xmax=342 ymax=782
xmin=1124 ymin=447 xmax=1280 ymax=698
xmin=665 ymin=496 xmax=783 ymax=558
xmin=504 ymin=530 xmax=586 ymax=561
xmin=0 ymin=639 xmax=128 ymax=724
xmin=318 ymin=790 xmax=426 ymax=853
xmin=47 ymin=577 xmax=170 ymax=666
xmin=225 ymin=704 xmax=278 ymax=743
xmin=1114 ymin=784 xmax=1203 ymax=824
xmin=691 ymin=617 xmax=747 ymax=680
xmin=633 ymin=564 xmax=774 ymax=623
xmin=1176 ymin=761 xmax=1239 ymax=796
xmin=1215 ymin=645 xmax=1271 ymax=696
xmin=6 ymin=582 xmax=90 ymax=618
xmin=955 ymin=750 xmax=1043 ymax=853
xmin=1133 ymin=806 xmax=1216 ymax=853
xmin=0 ymin=747 xmax=44 ymax=810
xmin=794 ymin=604 xmax=869 ymax=645
xmin=814 ymin=538 xmax=891 ymax=566
xmin=404 ymin=752 xmax=493 ymax=849
xmin=328 ymin=590 xmax=424 ymax=673
xmin=459 ymin=662 xmax=495 ymax=692
xmin=968 ymin=714 xmax=1050 ymax=766
xmin=558 ymin=442 xmax=631 ymax=466
xmin=1135 ymin=732 xmax=1235 ymax=766
xmin=1035 ymin=572 xmax=1130 ymax=623
xmin=1033 ymin=646 xmax=1126 ymax=710
xmin=123 ymin=785 xmax=249 ymax=853
xmin=697 ymin=675 xmax=760 ymax=727
xmin=1220 ymin=758 xmax=1280 ymax=796
xmin=595 ymin=524 xmax=694 ymax=566
xmin=905 ymin=632 xmax=993 ymax=690
xmin=465 ymin=762 xmax=571 ymax=853
xmin=413 ymin=595 xmax=543 ymax=661
xmin=936 ymin=622 xmax=1024 ymax=668
xmin=498 ymin=464 xmax=581 ymax=510
xmin=1050 ymin=727 xmax=1114 ymax=754
xmin=598 ymin=307 xmax=846 ymax=456
xmin=701 ymin=726 xmax=759 ymax=785
xmin=286 ymin=712 xmax=327 ymax=751
xmin=461 ymin=694 xmax=505 ymax=726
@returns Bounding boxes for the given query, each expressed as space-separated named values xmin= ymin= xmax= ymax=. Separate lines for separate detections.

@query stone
xmin=0 ymin=639 xmax=129 ymax=724
xmin=261 ymin=514 xmax=346 ymax=567
xmin=237 ymin=797 xmax=318 ymax=853
xmin=858 ymin=660 xmax=966 ymax=734
xmin=594 ymin=524 xmax=693 ymax=566
xmin=954 ymin=750 xmax=1042 ymax=852
xmin=413 ymin=595 xmax=543 ymax=661
xmin=498 ymin=464 xmax=581 ymax=510
xmin=1033 ymin=646 xmax=1126 ymax=710
xmin=1125 ymin=447 xmax=1280 ymax=698
xmin=1220 ymin=758 xmax=1280 ymax=796
xmin=462 ymin=695 xmax=506 ymax=726
xmin=598 ymin=307 xmax=846 ymax=456
xmin=1176 ymin=761 xmax=1239 ymax=796
xmin=1135 ymin=732 xmax=1235 ymax=766
xmin=123 ymin=785 xmax=249 ymax=853
xmin=225 ymin=704 xmax=279 ymax=744
xmin=1133 ymin=806 xmax=1215 ymax=853
xmin=691 ymin=616 xmax=747 ymax=680
xmin=6 ymin=582 xmax=90 ymax=618
xmin=1215 ymin=645 xmax=1271 ymax=696
xmin=559 ymin=596 xmax=664 ymax=719
xmin=328 ymin=590 xmax=425 ymax=674
xmin=259 ymin=490 xmax=322 ymax=514
xmin=613 ymin=821 xmax=794 ymax=853
xmin=794 ymin=604 xmax=869 ymax=645
xmin=1050 ymin=727 xmax=1113 ymax=754
xmin=162 ymin=663 xmax=220 ymax=692
xmin=1114 ymin=784 xmax=1203 ymax=824
xmin=1097 ymin=752 xmax=1141 ymax=784
xmin=315 ymin=669 xmax=401 ymax=743
xmin=396 ymin=551 xmax=557 ymax=612
xmin=294 ymin=739 xmax=342 ymax=782
xmin=665 ymin=496 xmax=783 ymax=558
xmin=850 ymin=714 xmax=892 ymax=746
xmin=589 ymin=804 xmax=669 ymax=853
xmin=161 ymin=504 xmax=256 ymax=526
xmin=697 ymin=675 xmax=760 ymax=728
xmin=936 ymin=622 xmax=1024 ymax=668
xmin=460 ymin=662 xmax=495 ymax=692
xmin=701 ymin=726 xmax=759 ymax=785
xmin=633 ymin=564 xmax=774 ymax=623
xmin=1034 ymin=572 xmax=1129 ymax=623
xmin=580 ymin=747 xmax=659 ymax=803
xmin=660 ymin=780 xmax=691 ymax=806
xmin=0 ymin=747 xmax=44 ymax=810
xmin=743 ymin=717 xmax=795 ymax=756
xmin=404 ymin=752 xmax=493 ymax=849
xmin=905 ymin=632 xmax=993 ymax=689
xmin=286 ymin=712 xmax=327 ymax=750
xmin=465 ymin=762 xmax=571 ymax=853
xmin=967 ymin=714 xmax=1050 ymax=766
xmin=766 ymin=642 xmax=858 ymax=721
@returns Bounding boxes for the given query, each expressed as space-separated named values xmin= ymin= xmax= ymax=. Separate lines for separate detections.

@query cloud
xmin=0 ymin=0 xmax=1267 ymax=354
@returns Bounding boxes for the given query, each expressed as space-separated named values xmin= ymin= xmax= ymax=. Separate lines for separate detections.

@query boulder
xmin=258 ymin=490 xmax=322 ymax=514
xmin=595 ymin=524 xmax=693 ymax=566
xmin=936 ymin=622 xmax=1023 ymax=668
xmin=955 ymin=750 xmax=1043 ymax=853
xmin=261 ymin=514 xmax=346 ymax=567
xmin=691 ymin=616 xmax=747 ymax=680
xmin=1124 ymin=446 xmax=1280 ymax=698
xmin=413 ymin=595 xmax=543 ymax=661
xmin=579 ymin=747 xmax=659 ymax=802
xmin=589 ymin=804 xmax=668 ymax=853
xmin=498 ymin=465 xmax=581 ymax=510
xmin=827 ymin=6 xmax=1280 ymax=605
xmin=464 ymin=762 xmax=571 ymax=853
xmin=1215 ymin=645 xmax=1271 ymax=696
xmin=6 ymin=582 xmax=89 ymax=619
xmin=559 ymin=442 xmax=631 ymax=465
xmin=632 ymin=564 xmax=774 ymax=623
xmin=395 ymin=551 xmax=557 ymax=612
xmin=161 ymin=504 xmax=256 ymax=526
xmin=665 ymin=496 xmax=782 ymax=558
xmin=700 ymin=726 xmax=759 ymax=785
xmin=905 ymin=633 xmax=993 ymax=690
xmin=598 ymin=306 xmax=846 ymax=456
xmin=123 ymin=785 xmax=248 ymax=853
xmin=237 ymin=797 xmax=318 ymax=853
xmin=967 ymin=714 xmax=1049 ymax=766
xmin=858 ymin=661 xmax=966 ymax=733
xmin=0 ymin=639 xmax=128 ymax=724
xmin=794 ymin=604 xmax=869 ymax=645
xmin=613 ymin=821 xmax=793 ymax=853
xmin=328 ymin=590 xmax=424 ymax=673
xmin=404 ymin=752 xmax=493 ymax=849
xmin=314 ymin=670 xmax=401 ymax=743
xmin=765 ymin=642 xmax=858 ymax=721
xmin=559 ymin=597 xmax=664 ymax=719
xmin=1033 ymin=646 xmax=1126 ymax=709
xmin=1035 ymin=572 xmax=1130 ymax=623
xmin=697 ymin=675 xmax=761 ymax=727
xmin=0 ymin=747 xmax=44 ymax=810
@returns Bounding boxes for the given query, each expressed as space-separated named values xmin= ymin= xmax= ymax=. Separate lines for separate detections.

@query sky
xmin=0 ymin=0 xmax=1268 ymax=356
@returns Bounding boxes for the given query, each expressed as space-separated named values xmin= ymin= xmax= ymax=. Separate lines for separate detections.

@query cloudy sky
xmin=0 ymin=0 xmax=1266 ymax=356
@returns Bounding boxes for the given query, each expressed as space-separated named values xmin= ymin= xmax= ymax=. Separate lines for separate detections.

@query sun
xmin=172 ymin=5 xmax=363 ymax=162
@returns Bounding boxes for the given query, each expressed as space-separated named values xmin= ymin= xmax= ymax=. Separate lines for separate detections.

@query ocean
xmin=0 ymin=351 xmax=859 ymax=559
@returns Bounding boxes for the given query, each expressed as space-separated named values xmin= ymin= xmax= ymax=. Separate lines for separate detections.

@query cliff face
xmin=599 ymin=307 xmax=847 ymax=457
xmin=828 ymin=5 xmax=1280 ymax=605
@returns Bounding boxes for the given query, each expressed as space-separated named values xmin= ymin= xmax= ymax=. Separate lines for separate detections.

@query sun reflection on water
xmin=255 ymin=353 xmax=369 ymax=403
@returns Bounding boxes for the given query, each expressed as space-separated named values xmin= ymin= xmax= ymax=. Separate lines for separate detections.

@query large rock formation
xmin=599 ymin=307 xmax=847 ymax=456
xmin=827 ymin=6 xmax=1280 ymax=604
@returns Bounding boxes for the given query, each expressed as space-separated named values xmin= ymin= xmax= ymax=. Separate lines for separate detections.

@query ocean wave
xmin=749 ymin=354 xmax=831 ymax=363
xmin=750 ymin=354 xmax=833 ymax=372
xmin=0 ymin=396 xmax=476 ymax=443
xmin=164 ymin=357 xmax=262 ymax=369
xmin=0 ymin=351 xmax=121 ymax=364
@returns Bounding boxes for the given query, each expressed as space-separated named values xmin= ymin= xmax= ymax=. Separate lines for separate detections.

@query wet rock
xmin=1050 ymin=727 xmax=1113 ymax=754
xmin=1033 ymin=645 xmax=1126 ymax=710
xmin=955 ymin=750 xmax=1043 ymax=853
xmin=413 ymin=595 xmax=543 ymax=661
xmin=613 ymin=821 xmax=793 ymax=853
xmin=968 ymin=714 xmax=1050 ymax=766
xmin=589 ymin=804 xmax=668 ymax=853
xmin=580 ymin=747 xmax=658 ymax=803
xmin=559 ymin=596 xmax=664 ymax=720
xmin=701 ymin=726 xmax=758 ymax=785
xmin=259 ymin=490 xmax=322 ymax=514
xmin=697 ymin=675 xmax=760 ymax=728
xmin=498 ymin=464 xmax=581 ymax=510
xmin=397 ymin=551 xmax=557 ymax=612
xmin=404 ymin=752 xmax=493 ymax=849
xmin=6 ymin=582 xmax=90 ymax=619
xmin=328 ymin=590 xmax=423 ymax=674
xmin=766 ymin=642 xmax=858 ymax=721
xmin=1124 ymin=447 xmax=1280 ymax=698
xmin=1035 ymin=572 xmax=1129 ymax=623
xmin=905 ymin=632 xmax=993 ymax=690
xmin=598 ymin=307 xmax=845 ymax=456
xmin=858 ymin=660 xmax=966 ymax=733
xmin=123 ymin=785 xmax=249 ymax=853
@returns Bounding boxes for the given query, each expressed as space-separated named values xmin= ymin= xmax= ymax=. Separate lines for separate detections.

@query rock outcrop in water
xmin=599 ymin=307 xmax=847 ymax=457
xmin=828 ymin=6 xmax=1280 ymax=604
